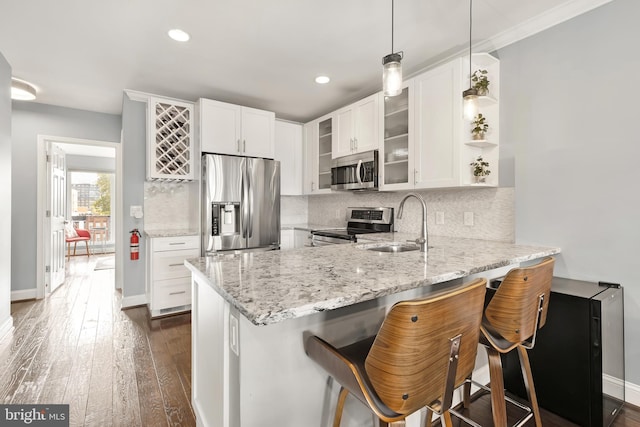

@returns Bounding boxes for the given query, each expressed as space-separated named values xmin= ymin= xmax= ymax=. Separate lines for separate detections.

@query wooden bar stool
xmin=464 ymin=257 xmax=555 ymax=427
xmin=304 ymin=278 xmax=487 ymax=427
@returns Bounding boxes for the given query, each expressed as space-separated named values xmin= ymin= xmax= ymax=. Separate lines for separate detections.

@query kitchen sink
xmin=365 ymin=243 xmax=421 ymax=253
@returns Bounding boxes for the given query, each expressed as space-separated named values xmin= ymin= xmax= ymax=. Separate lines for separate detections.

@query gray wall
xmin=11 ymin=102 xmax=120 ymax=292
xmin=0 ymin=53 xmax=12 ymax=333
xmin=66 ymin=154 xmax=115 ymax=172
xmin=121 ymin=94 xmax=146 ymax=299
xmin=498 ymin=0 xmax=640 ymax=383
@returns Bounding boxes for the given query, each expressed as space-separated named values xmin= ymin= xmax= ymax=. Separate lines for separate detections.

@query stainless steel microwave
xmin=331 ymin=150 xmax=379 ymax=191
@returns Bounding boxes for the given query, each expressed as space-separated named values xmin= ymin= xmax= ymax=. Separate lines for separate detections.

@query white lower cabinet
xmin=280 ymin=229 xmax=310 ymax=250
xmin=146 ymin=235 xmax=200 ymax=317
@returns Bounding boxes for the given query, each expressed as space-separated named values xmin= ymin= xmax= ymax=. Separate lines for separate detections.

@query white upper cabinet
xmin=146 ymin=97 xmax=195 ymax=181
xmin=414 ymin=59 xmax=463 ymax=189
xmin=198 ymin=98 xmax=275 ymax=159
xmin=332 ymin=93 xmax=380 ymax=158
xmin=303 ymin=115 xmax=333 ymax=194
xmin=274 ymin=120 xmax=303 ymax=196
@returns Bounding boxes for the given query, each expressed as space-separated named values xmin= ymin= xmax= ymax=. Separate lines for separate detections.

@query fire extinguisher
xmin=130 ymin=228 xmax=141 ymax=261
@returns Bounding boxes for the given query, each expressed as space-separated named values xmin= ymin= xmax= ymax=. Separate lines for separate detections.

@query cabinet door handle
xmin=168 ymin=263 xmax=184 ymax=267
xmin=243 ymin=140 xmax=246 ymax=152
xmin=414 ymin=169 xmax=419 ymax=184
xmin=169 ymin=242 xmax=186 ymax=245
xmin=237 ymin=139 xmax=241 ymax=152
xmin=311 ymin=181 xmax=315 ymax=191
xmin=169 ymin=291 xmax=187 ymax=295
xmin=350 ymin=138 xmax=353 ymax=151
xmin=354 ymin=138 xmax=358 ymax=151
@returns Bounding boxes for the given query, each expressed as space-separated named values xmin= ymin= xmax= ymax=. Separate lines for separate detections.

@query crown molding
xmin=475 ymin=0 xmax=615 ymax=53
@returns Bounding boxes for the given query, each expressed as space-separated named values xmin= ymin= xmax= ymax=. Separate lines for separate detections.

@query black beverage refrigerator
xmin=492 ymin=277 xmax=624 ymax=427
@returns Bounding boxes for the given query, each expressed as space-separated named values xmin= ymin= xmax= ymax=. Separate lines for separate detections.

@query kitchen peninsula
xmin=185 ymin=235 xmax=560 ymax=427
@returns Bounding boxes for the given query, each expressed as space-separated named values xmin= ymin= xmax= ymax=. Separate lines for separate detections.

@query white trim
xmin=626 ymin=380 xmax=640 ymax=407
xmin=121 ymin=293 xmax=147 ymax=309
xmin=475 ymin=0 xmax=614 ymax=53
xmin=124 ymin=89 xmax=193 ymax=106
xmin=37 ymin=135 xmax=120 ymax=299
xmin=0 ymin=316 xmax=13 ymax=343
xmin=11 ymin=289 xmax=37 ymax=302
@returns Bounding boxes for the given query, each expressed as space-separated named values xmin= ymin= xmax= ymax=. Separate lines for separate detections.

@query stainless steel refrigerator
xmin=202 ymin=153 xmax=280 ymax=254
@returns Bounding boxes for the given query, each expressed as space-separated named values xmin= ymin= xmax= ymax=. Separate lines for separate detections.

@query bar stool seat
xmin=464 ymin=256 xmax=555 ymax=427
xmin=305 ymin=278 xmax=487 ymax=427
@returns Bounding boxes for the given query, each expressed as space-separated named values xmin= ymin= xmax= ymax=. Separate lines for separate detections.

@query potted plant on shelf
xmin=470 ymin=156 xmax=491 ymax=184
xmin=471 ymin=69 xmax=490 ymax=95
xmin=471 ymin=113 xmax=489 ymax=140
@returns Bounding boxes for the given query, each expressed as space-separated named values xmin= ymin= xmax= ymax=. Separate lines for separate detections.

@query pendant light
xmin=462 ymin=0 xmax=479 ymax=120
xmin=382 ymin=0 xmax=403 ymax=97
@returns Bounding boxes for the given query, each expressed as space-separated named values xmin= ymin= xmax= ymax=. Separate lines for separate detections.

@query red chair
xmin=65 ymin=227 xmax=91 ymax=259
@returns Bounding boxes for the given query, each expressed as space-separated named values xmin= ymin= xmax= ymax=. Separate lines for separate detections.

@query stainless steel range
xmin=311 ymin=207 xmax=394 ymax=246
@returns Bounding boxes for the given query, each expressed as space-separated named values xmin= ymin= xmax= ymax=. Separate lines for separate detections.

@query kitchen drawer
xmin=152 ymin=235 xmax=199 ymax=252
xmin=152 ymin=278 xmax=191 ymax=310
xmin=152 ymin=248 xmax=200 ymax=280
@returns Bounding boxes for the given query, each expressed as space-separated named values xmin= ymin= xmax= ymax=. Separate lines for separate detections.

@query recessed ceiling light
xmin=11 ymin=78 xmax=37 ymax=101
xmin=168 ymin=29 xmax=190 ymax=42
xmin=315 ymin=76 xmax=330 ymax=84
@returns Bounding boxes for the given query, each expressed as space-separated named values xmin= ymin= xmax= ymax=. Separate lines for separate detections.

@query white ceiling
xmin=0 ymin=0 xmax=611 ymax=123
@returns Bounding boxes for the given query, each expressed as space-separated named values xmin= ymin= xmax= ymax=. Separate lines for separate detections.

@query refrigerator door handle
xmin=247 ymin=167 xmax=254 ymax=238
xmin=241 ymin=166 xmax=248 ymax=239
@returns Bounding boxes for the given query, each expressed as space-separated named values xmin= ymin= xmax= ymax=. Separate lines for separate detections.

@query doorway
xmin=36 ymin=135 xmax=123 ymax=299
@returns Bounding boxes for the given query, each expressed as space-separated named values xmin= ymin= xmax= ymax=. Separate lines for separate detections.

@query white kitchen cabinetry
xmin=281 ymin=229 xmax=311 ymax=250
xmin=461 ymin=53 xmax=500 ymax=187
xmin=146 ymin=235 xmax=200 ymax=317
xmin=303 ymin=115 xmax=333 ymax=194
xmin=147 ymin=97 xmax=195 ymax=181
xmin=198 ymin=98 xmax=275 ymax=158
xmin=380 ymin=82 xmax=414 ymax=191
xmin=274 ymin=120 xmax=303 ymax=196
xmin=414 ymin=59 xmax=463 ymax=188
xmin=333 ymin=93 xmax=380 ymax=158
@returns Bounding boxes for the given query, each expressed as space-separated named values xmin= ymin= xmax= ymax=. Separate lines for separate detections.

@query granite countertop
xmin=185 ymin=235 xmax=560 ymax=326
xmin=281 ymin=223 xmax=336 ymax=231
xmin=144 ymin=229 xmax=199 ymax=238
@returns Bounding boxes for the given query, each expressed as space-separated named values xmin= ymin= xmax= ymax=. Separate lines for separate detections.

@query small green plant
xmin=471 ymin=113 xmax=489 ymax=138
xmin=471 ymin=69 xmax=490 ymax=94
xmin=470 ymin=156 xmax=491 ymax=177
xmin=469 ymin=156 xmax=491 ymax=176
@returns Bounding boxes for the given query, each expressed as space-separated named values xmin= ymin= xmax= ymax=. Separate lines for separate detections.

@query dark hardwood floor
xmin=0 ymin=254 xmax=194 ymax=426
xmin=1 ymin=254 xmax=639 ymax=426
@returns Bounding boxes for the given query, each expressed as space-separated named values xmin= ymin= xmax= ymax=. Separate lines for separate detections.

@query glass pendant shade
xmin=383 ymin=53 xmax=403 ymax=97
xmin=463 ymin=87 xmax=479 ymax=120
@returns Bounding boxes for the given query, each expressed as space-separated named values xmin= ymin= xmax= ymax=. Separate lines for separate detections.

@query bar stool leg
xmin=486 ymin=347 xmax=508 ymax=427
xmin=333 ymin=387 xmax=348 ymax=427
xmin=517 ymin=346 xmax=542 ymax=427
xmin=424 ymin=409 xmax=434 ymax=427
xmin=462 ymin=376 xmax=472 ymax=408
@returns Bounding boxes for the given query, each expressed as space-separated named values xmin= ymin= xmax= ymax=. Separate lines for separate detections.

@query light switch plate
xmin=464 ymin=211 xmax=474 ymax=226
xmin=130 ymin=205 xmax=143 ymax=219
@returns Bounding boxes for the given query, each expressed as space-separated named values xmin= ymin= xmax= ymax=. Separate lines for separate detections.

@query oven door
xmin=310 ymin=234 xmax=353 ymax=246
xmin=331 ymin=150 xmax=379 ymax=191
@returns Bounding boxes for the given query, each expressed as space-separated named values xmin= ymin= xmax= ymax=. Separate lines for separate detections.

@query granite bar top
xmin=144 ymin=229 xmax=199 ymax=238
xmin=185 ymin=235 xmax=560 ymax=326
xmin=281 ymin=223 xmax=336 ymax=231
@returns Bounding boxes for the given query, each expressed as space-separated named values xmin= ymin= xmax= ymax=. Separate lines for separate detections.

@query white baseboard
xmin=121 ymin=293 xmax=147 ymax=309
xmin=11 ymin=288 xmax=37 ymax=301
xmin=625 ymin=379 xmax=640 ymax=407
xmin=0 ymin=316 xmax=14 ymax=343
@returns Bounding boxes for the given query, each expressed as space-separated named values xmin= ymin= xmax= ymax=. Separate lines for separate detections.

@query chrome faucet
xmin=397 ymin=192 xmax=428 ymax=252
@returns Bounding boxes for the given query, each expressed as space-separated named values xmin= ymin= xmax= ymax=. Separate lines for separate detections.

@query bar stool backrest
xmin=365 ymin=279 xmax=487 ymax=415
xmin=484 ymin=257 xmax=555 ymax=345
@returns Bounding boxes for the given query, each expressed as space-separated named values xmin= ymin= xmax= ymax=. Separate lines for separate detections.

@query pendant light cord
xmin=469 ymin=0 xmax=473 ymax=87
xmin=391 ymin=0 xmax=395 ymax=53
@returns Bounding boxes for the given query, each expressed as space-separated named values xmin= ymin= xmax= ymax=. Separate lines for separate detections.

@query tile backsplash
xmin=143 ymin=181 xmax=200 ymax=232
xmin=300 ymin=187 xmax=514 ymax=242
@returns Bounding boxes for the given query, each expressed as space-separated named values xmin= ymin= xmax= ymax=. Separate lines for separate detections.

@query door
xmin=48 ymin=144 xmax=66 ymax=292
xmin=245 ymin=158 xmax=280 ymax=250
xmin=199 ymin=99 xmax=241 ymax=155
xmin=352 ymin=93 xmax=380 ymax=153
xmin=241 ymin=106 xmax=275 ymax=158
xmin=202 ymin=154 xmax=246 ymax=253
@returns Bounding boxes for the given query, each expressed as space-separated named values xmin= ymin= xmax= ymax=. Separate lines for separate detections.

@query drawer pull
xmin=169 ymin=242 xmax=186 ymax=245
xmin=168 ymin=263 xmax=184 ymax=267
xmin=169 ymin=291 xmax=187 ymax=296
